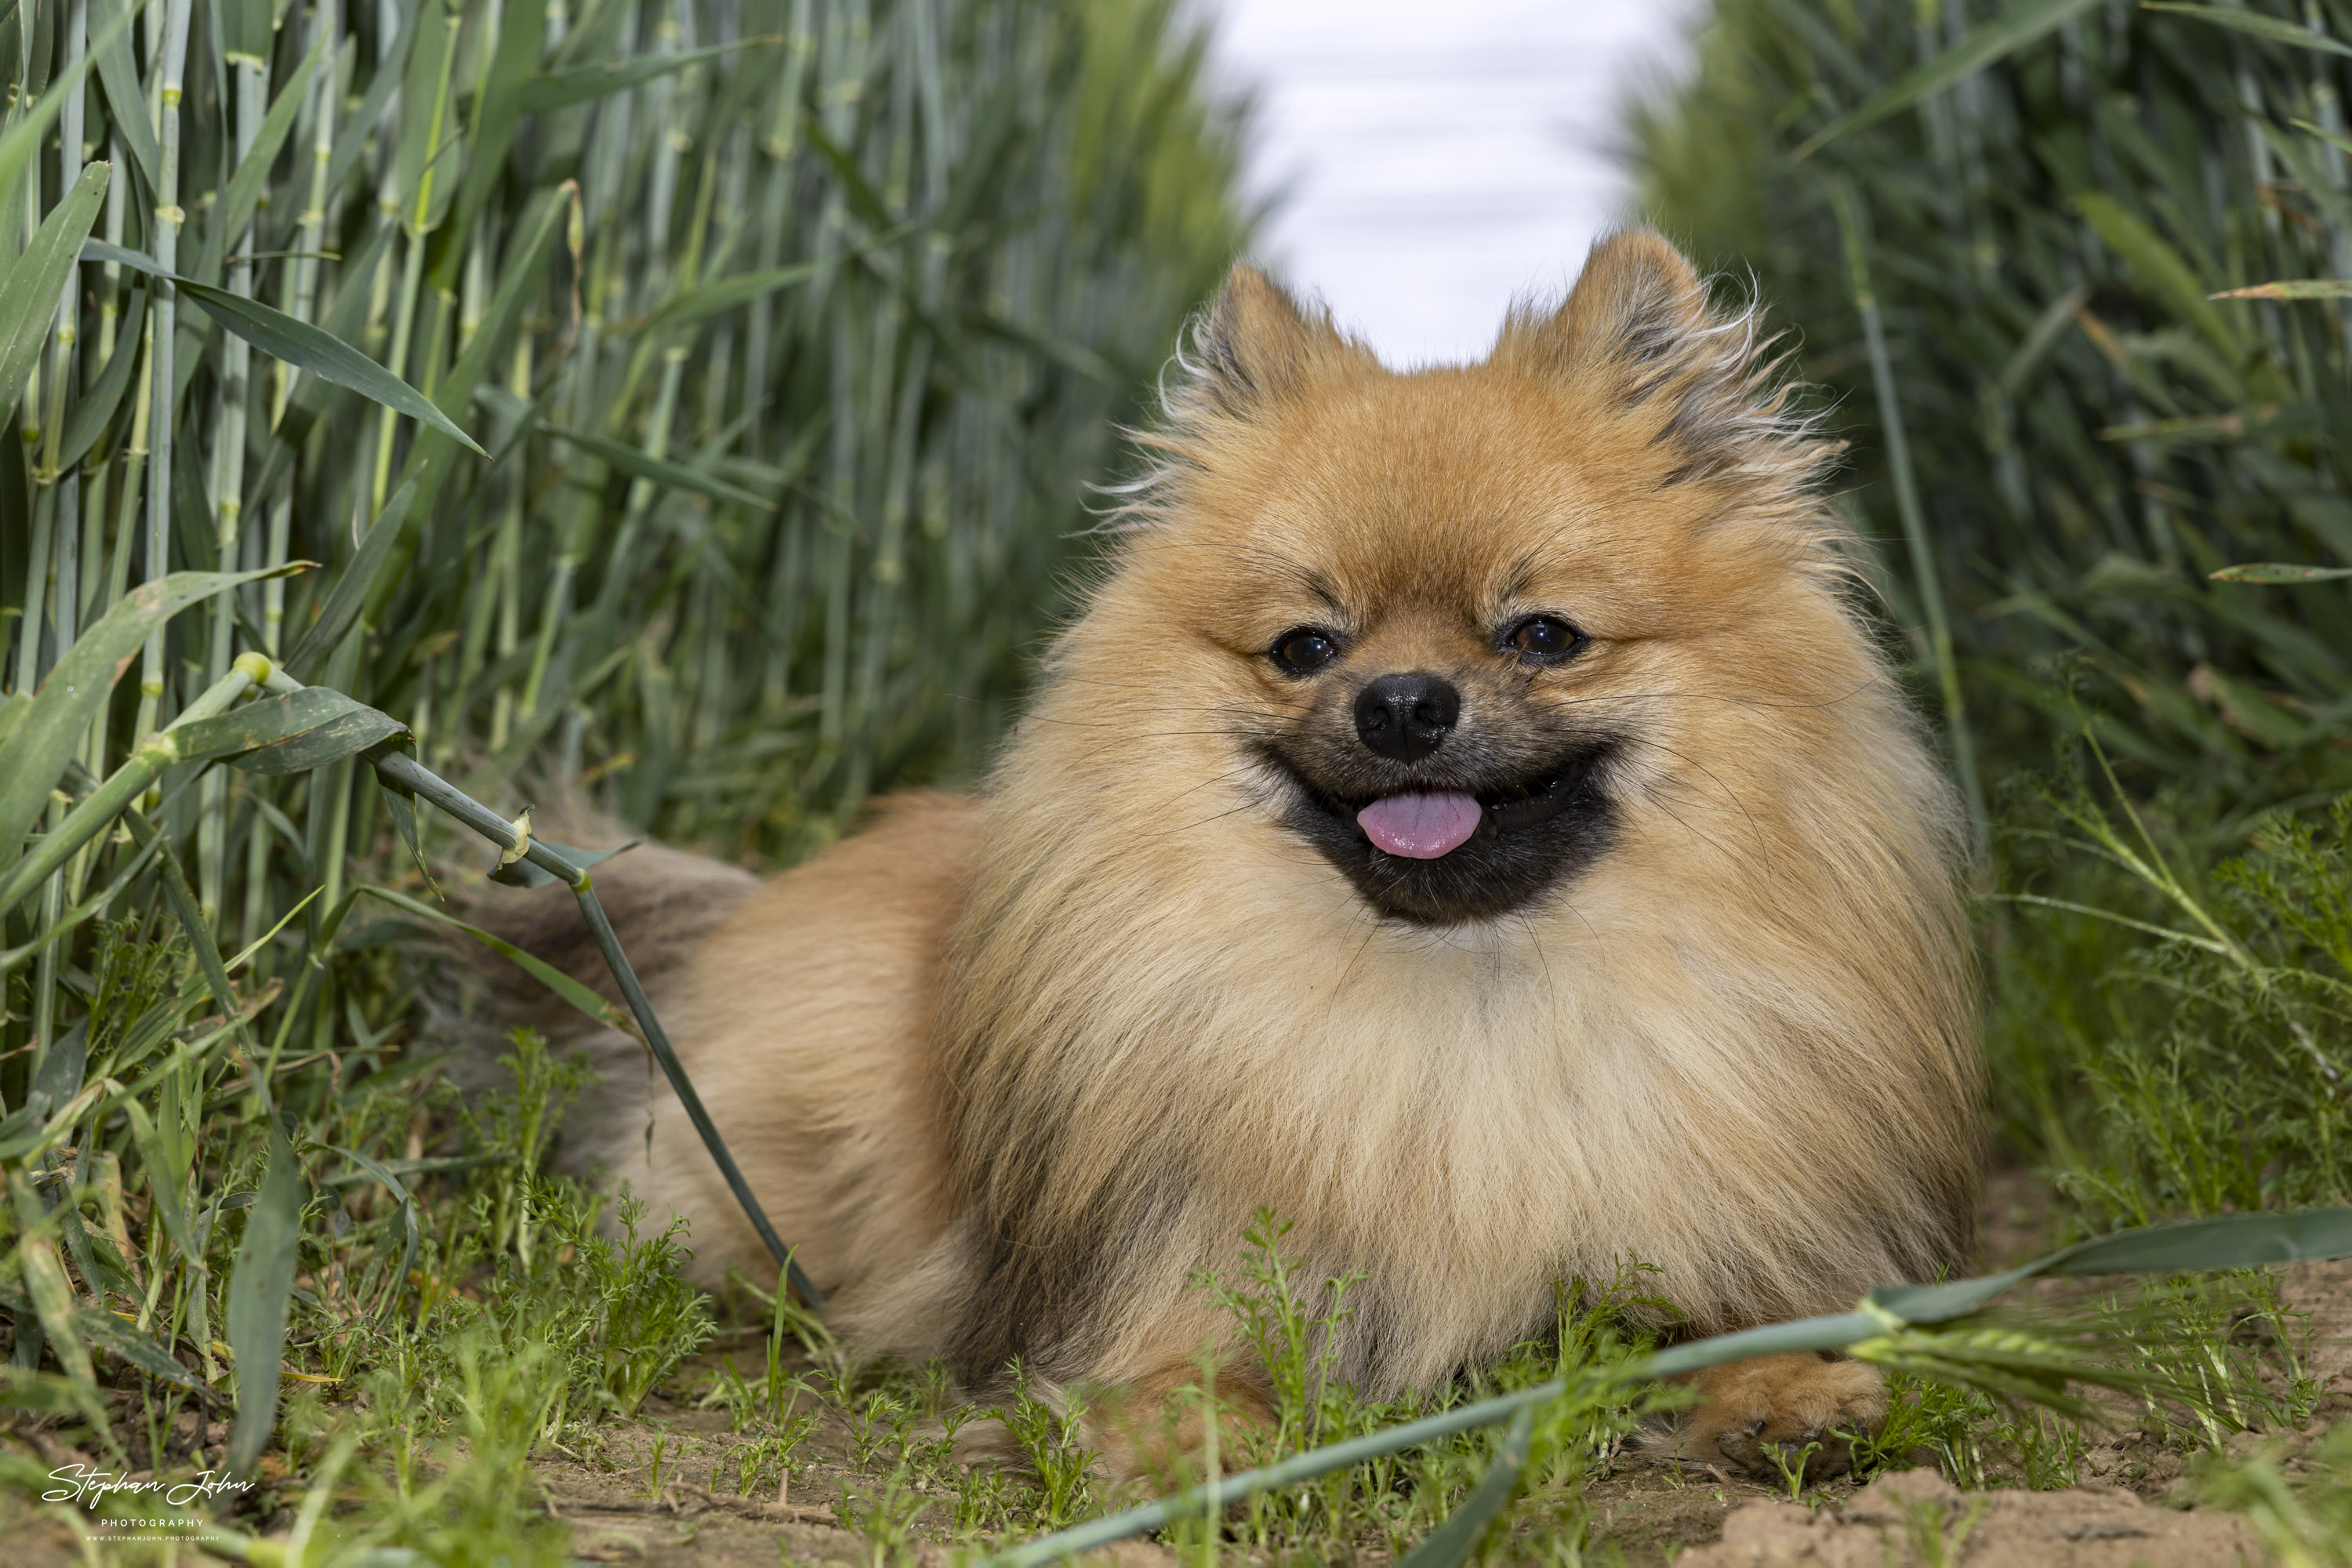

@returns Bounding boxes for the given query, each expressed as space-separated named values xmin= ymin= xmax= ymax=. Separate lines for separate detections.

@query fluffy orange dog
xmin=504 ymin=230 xmax=1980 ymax=1475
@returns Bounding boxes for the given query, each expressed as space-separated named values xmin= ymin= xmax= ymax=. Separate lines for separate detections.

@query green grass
xmin=1995 ymin=757 xmax=2352 ymax=1228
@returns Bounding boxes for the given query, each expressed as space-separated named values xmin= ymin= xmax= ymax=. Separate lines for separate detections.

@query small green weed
xmin=1900 ymin=1492 xmax=1987 ymax=1568
xmin=350 ymin=1330 xmax=575 ymax=1566
xmin=993 ymin=1366 xmax=1099 ymax=1532
xmin=644 ymin=1431 xmax=673 ymax=1499
xmin=700 ymin=1354 xmax=762 ymax=1428
xmin=1766 ymin=1437 xmax=1822 ymax=1502
xmin=564 ymin=1192 xmax=715 ymax=1418
xmin=2199 ymin=1420 xmax=2352 ymax=1566
xmin=1863 ymin=1367 xmax=2091 ymax=1493
xmin=731 ymin=1425 xmax=819 ymax=1500
xmin=731 ymin=1254 xmax=849 ymax=1406
xmin=836 ymin=1472 xmax=933 ymax=1566
xmin=553 ymin=1418 xmax=616 ymax=1472
xmin=462 ymin=1027 xmax=595 ymax=1268
xmin=847 ymin=1387 xmax=911 ymax=1469
xmin=953 ymin=1459 xmax=1016 ymax=1539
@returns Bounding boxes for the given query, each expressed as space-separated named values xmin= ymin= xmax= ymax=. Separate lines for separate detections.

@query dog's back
xmin=462 ymin=792 xmax=977 ymax=1348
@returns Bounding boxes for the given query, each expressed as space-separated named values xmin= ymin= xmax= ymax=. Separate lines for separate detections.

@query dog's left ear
xmin=1494 ymin=230 xmax=1807 ymax=488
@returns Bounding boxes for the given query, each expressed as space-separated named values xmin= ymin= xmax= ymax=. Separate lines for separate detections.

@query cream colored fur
xmin=549 ymin=230 xmax=1981 ymax=1472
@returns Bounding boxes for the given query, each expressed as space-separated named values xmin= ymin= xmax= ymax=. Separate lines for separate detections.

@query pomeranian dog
xmin=489 ymin=230 xmax=1980 ymax=1478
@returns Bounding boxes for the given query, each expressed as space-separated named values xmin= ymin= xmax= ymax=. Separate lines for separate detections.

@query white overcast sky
xmin=1194 ymin=0 xmax=1702 ymax=368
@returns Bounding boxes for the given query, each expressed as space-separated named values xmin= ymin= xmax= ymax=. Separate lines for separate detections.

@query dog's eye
xmin=1504 ymin=615 xmax=1581 ymax=661
xmin=1271 ymin=627 xmax=1341 ymax=675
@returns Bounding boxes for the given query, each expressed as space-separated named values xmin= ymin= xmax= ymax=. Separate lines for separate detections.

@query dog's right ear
xmin=1190 ymin=266 xmax=1365 ymax=414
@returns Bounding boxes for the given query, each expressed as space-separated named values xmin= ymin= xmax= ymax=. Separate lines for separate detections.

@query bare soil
xmin=1680 ymin=1466 xmax=2267 ymax=1568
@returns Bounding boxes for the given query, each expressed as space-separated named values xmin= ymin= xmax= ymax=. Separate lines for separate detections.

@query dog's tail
xmin=430 ymin=800 xmax=759 ymax=1167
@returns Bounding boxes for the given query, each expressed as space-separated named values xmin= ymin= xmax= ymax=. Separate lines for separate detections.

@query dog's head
xmin=1063 ymin=230 xmax=1900 ymax=927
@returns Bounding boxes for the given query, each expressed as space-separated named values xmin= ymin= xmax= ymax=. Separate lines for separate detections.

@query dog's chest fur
xmin=937 ymin=793 xmax=1926 ymax=1396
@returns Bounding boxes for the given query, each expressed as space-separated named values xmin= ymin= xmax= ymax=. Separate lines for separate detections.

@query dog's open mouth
xmin=1354 ymin=770 xmax=1585 ymax=859
xmin=1262 ymin=742 xmax=1618 ymax=924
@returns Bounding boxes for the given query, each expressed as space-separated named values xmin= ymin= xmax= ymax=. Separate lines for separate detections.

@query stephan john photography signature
xmin=42 ymin=1464 xmax=257 ymax=1511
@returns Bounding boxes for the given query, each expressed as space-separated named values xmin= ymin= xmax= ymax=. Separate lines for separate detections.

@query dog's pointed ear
xmin=1495 ymin=229 xmax=1713 ymax=387
xmin=1191 ymin=265 xmax=1364 ymax=414
xmin=1494 ymin=230 xmax=1812 ymax=488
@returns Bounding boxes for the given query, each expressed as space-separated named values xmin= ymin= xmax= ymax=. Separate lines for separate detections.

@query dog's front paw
xmin=1677 ymin=1352 xmax=1886 ymax=1483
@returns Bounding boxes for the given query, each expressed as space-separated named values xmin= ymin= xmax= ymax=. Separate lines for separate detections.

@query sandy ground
xmin=1680 ymin=1466 xmax=2268 ymax=1568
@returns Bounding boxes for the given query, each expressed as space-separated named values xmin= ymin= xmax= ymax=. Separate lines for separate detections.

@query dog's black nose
xmin=1354 ymin=673 xmax=1460 ymax=762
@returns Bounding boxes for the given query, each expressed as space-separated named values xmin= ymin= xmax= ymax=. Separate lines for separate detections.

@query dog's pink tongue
xmin=1356 ymin=792 xmax=1482 ymax=859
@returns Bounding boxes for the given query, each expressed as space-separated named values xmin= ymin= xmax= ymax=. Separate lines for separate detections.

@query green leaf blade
xmin=444 ymin=0 xmax=548 ymax=250
xmin=545 ymin=424 xmax=779 ymax=511
xmin=515 ymin=36 xmax=781 ymax=114
xmin=85 ymin=0 xmax=161 ymax=191
xmin=0 ymin=568 xmax=291 ymax=873
xmin=2143 ymin=2 xmax=2352 ymax=58
xmin=1397 ymin=1406 xmax=1534 ymax=1568
xmin=2210 ymin=563 xmax=2352 ymax=584
xmin=82 ymin=241 xmax=487 ymax=457
xmin=169 ymin=687 xmax=410 ymax=771
xmin=2209 ymin=280 xmax=2352 ymax=301
xmin=79 ymin=1308 xmax=208 ymax=1396
xmin=1795 ymin=0 xmax=2103 ymax=158
xmin=282 ymin=475 xmax=422 ymax=679
xmin=355 ymin=883 xmax=633 ymax=1034
xmin=2048 ymin=1208 xmax=2352 ymax=1276
xmin=2075 ymin=192 xmax=2238 ymax=359
xmin=53 ymin=285 xmax=145 ymax=473
xmin=223 ymin=1133 xmax=307 ymax=1480
xmin=0 ymin=164 xmax=110 ymax=425
xmin=638 ymin=260 xmax=828 ymax=339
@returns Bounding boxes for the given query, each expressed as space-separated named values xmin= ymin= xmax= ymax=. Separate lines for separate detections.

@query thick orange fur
xmin=541 ymin=232 xmax=1981 ymax=1474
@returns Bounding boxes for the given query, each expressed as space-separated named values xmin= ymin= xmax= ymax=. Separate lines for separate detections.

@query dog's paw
xmin=1675 ymin=1352 xmax=1886 ymax=1483
xmin=1073 ymin=1363 xmax=1277 ymax=1492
